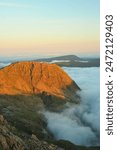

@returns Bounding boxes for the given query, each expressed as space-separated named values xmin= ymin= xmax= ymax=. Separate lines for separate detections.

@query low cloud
xmin=0 ymin=63 xmax=11 ymax=68
xmin=43 ymin=67 xmax=100 ymax=146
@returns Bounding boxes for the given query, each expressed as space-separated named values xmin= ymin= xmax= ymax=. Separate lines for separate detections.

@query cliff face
xmin=0 ymin=62 xmax=80 ymax=99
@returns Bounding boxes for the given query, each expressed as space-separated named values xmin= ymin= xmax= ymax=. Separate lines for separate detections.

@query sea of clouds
xmin=0 ymin=63 xmax=11 ymax=68
xmin=43 ymin=67 xmax=100 ymax=146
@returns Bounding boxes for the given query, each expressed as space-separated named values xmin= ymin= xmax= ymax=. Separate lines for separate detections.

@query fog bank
xmin=44 ymin=67 xmax=100 ymax=146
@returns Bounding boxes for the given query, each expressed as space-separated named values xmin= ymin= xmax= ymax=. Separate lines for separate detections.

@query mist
xmin=43 ymin=67 xmax=100 ymax=146
xmin=0 ymin=63 xmax=11 ymax=68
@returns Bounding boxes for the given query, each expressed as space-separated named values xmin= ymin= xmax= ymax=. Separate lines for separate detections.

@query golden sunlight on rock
xmin=0 ymin=62 xmax=80 ymax=98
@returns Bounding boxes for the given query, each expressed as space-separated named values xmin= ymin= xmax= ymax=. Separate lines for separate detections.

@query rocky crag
xmin=0 ymin=62 xmax=80 ymax=98
xmin=0 ymin=115 xmax=63 ymax=150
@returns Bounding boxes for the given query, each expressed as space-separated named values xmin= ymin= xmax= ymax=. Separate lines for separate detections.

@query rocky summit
xmin=0 ymin=62 xmax=80 ymax=100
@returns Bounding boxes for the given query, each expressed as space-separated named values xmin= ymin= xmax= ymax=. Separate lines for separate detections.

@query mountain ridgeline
xmin=35 ymin=55 xmax=100 ymax=67
xmin=0 ymin=55 xmax=100 ymax=68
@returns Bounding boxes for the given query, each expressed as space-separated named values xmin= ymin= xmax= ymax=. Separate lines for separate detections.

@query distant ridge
xmin=0 ymin=55 xmax=100 ymax=68
xmin=34 ymin=55 xmax=100 ymax=67
xmin=35 ymin=55 xmax=80 ymax=62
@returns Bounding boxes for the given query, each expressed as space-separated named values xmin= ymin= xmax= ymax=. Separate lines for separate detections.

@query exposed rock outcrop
xmin=0 ymin=115 xmax=63 ymax=150
xmin=0 ymin=115 xmax=25 ymax=150
xmin=0 ymin=62 xmax=80 ymax=101
xmin=0 ymin=115 xmax=100 ymax=150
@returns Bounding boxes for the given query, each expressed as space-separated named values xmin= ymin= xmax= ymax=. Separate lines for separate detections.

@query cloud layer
xmin=43 ymin=67 xmax=100 ymax=146
xmin=0 ymin=63 xmax=11 ymax=68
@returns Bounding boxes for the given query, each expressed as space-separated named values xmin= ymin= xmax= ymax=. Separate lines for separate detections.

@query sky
xmin=0 ymin=0 xmax=100 ymax=59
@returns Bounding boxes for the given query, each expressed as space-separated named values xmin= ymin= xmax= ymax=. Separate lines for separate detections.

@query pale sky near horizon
xmin=0 ymin=0 xmax=99 ymax=59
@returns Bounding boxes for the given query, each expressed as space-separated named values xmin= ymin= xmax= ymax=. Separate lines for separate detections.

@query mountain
xmin=0 ymin=61 xmax=80 ymax=149
xmin=0 ymin=62 xmax=80 ymax=100
xmin=0 ymin=55 xmax=100 ymax=68
xmin=35 ymin=55 xmax=100 ymax=67
xmin=35 ymin=55 xmax=80 ymax=62
xmin=0 ymin=61 xmax=100 ymax=150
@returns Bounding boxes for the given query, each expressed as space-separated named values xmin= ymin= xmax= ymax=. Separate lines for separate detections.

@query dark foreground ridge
xmin=0 ymin=114 xmax=100 ymax=150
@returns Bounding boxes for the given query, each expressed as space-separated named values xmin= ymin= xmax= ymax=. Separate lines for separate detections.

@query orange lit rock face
xmin=0 ymin=62 xmax=79 ymax=98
